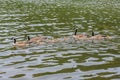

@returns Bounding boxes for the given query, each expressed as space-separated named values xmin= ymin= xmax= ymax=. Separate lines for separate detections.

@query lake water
xmin=0 ymin=0 xmax=120 ymax=80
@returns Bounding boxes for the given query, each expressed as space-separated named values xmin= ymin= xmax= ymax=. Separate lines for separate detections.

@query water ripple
xmin=0 ymin=0 xmax=120 ymax=80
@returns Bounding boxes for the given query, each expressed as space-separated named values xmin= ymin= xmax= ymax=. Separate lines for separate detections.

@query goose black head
xmin=74 ymin=29 xmax=78 ymax=35
xmin=92 ymin=31 xmax=95 ymax=36
xmin=11 ymin=37 xmax=16 ymax=43
xmin=27 ymin=36 xmax=30 ymax=41
xmin=13 ymin=38 xmax=16 ymax=43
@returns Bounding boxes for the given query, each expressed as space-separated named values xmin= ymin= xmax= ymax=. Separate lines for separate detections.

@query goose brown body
xmin=12 ymin=38 xmax=29 ymax=47
xmin=28 ymin=36 xmax=47 ymax=44
xmin=46 ymin=38 xmax=61 ymax=43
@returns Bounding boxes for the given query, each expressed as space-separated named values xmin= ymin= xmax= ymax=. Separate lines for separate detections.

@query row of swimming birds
xmin=12 ymin=29 xmax=112 ymax=47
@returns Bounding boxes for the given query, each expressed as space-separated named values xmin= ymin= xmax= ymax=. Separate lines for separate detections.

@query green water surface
xmin=0 ymin=0 xmax=120 ymax=80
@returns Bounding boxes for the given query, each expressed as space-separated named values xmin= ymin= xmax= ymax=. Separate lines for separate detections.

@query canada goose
xmin=90 ymin=31 xmax=111 ymax=40
xmin=73 ymin=29 xmax=88 ymax=40
xmin=12 ymin=38 xmax=29 ymax=47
